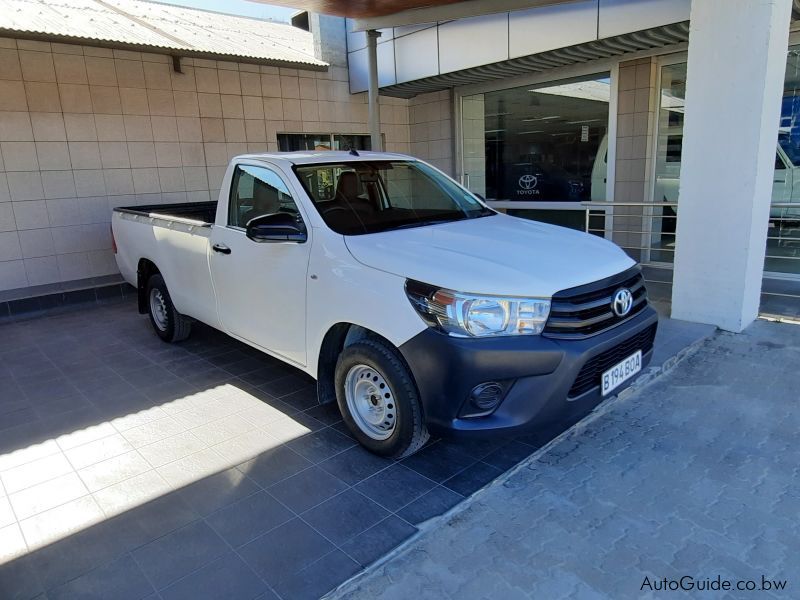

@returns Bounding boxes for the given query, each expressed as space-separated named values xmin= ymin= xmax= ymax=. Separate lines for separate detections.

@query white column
xmin=366 ymin=29 xmax=383 ymax=152
xmin=671 ymin=0 xmax=792 ymax=332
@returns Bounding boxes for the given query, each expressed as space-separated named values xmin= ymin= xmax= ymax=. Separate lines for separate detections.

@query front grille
xmin=568 ymin=323 xmax=657 ymax=398
xmin=544 ymin=267 xmax=648 ymax=338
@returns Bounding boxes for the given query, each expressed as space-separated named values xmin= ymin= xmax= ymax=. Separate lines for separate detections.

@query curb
xmin=324 ymin=326 xmax=718 ymax=599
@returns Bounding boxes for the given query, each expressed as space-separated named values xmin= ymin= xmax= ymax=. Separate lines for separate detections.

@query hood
xmin=343 ymin=213 xmax=635 ymax=297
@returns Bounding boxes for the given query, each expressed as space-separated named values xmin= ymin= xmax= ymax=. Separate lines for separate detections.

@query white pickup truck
xmin=113 ymin=151 xmax=658 ymax=457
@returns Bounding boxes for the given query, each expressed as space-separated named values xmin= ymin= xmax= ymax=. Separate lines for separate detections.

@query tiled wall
xmin=613 ymin=57 xmax=657 ymax=259
xmin=0 ymin=36 xmax=411 ymax=297
xmin=409 ymin=90 xmax=454 ymax=177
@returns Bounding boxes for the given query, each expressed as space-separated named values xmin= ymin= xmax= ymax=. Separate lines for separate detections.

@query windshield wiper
xmin=390 ymin=218 xmax=460 ymax=231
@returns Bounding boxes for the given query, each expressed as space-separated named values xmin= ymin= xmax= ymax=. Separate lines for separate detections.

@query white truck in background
xmin=113 ymin=151 xmax=657 ymax=458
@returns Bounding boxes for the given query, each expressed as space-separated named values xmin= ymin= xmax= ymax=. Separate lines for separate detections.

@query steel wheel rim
xmin=344 ymin=364 xmax=396 ymax=441
xmin=149 ymin=288 xmax=169 ymax=332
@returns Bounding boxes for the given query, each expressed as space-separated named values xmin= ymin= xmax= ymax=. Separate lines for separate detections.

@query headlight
xmin=405 ymin=280 xmax=550 ymax=337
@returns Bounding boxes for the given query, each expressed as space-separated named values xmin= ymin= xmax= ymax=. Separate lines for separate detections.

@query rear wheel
xmin=146 ymin=274 xmax=192 ymax=343
xmin=335 ymin=338 xmax=429 ymax=458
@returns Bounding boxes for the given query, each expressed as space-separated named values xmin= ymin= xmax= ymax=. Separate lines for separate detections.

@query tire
xmin=335 ymin=338 xmax=429 ymax=458
xmin=145 ymin=273 xmax=192 ymax=343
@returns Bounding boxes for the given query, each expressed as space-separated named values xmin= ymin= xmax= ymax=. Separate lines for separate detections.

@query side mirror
xmin=246 ymin=212 xmax=307 ymax=243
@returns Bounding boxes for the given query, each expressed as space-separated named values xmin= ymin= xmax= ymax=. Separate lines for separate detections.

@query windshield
xmin=293 ymin=160 xmax=494 ymax=235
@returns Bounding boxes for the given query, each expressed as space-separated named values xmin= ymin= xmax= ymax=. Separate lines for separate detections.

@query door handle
xmin=212 ymin=244 xmax=231 ymax=255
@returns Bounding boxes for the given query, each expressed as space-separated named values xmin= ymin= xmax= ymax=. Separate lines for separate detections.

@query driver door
xmin=209 ymin=163 xmax=310 ymax=366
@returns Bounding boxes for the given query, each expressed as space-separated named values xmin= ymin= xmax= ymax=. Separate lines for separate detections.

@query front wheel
xmin=335 ymin=338 xmax=429 ymax=458
xmin=146 ymin=274 xmax=192 ymax=343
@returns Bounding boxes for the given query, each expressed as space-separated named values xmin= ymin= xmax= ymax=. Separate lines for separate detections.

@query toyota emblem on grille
xmin=612 ymin=288 xmax=633 ymax=317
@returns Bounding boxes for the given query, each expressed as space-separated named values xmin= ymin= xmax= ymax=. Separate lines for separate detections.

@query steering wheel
xmin=322 ymin=205 xmax=349 ymax=216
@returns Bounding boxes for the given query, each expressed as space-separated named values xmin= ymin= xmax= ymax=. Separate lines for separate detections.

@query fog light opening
xmin=470 ymin=382 xmax=504 ymax=411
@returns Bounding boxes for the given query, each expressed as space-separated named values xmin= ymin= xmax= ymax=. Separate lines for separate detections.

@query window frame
xmin=227 ymin=163 xmax=302 ymax=231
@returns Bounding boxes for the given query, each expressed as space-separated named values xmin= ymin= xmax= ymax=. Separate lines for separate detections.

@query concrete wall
xmin=0 ymin=36 xmax=411 ymax=298
xmin=408 ymin=90 xmax=454 ymax=176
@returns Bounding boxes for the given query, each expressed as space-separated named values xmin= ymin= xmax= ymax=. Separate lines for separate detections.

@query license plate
xmin=601 ymin=350 xmax=642 ymax=396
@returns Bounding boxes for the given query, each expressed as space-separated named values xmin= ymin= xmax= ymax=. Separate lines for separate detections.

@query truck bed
xmin=114 ymin=201 xmax=218 ymax=225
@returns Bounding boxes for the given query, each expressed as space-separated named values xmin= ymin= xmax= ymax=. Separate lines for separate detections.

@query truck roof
xmin=233 ymin=150 xmax=415 ymax=166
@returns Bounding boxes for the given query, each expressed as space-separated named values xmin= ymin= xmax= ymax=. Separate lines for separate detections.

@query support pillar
xmin=366 ymin=29 xmax=383 ymax=152
xmin=671 ymin=0 xmax=792 ymax=331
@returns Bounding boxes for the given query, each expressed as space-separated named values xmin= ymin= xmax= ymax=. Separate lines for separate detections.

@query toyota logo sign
xmin=518 ymin=174 xmax=537 ymax=190
xmin=612 ymin=288 xmax=634 ymax=317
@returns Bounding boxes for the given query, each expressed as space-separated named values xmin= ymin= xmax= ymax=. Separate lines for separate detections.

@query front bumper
xmin=398 ymin=305 xmax=659 ymax=438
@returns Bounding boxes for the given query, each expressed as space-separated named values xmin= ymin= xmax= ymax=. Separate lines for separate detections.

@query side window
xmin=228 ymin=165 xmax=300 ymax=228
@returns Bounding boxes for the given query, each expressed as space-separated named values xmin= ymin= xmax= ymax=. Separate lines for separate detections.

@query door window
xmin=228 ymin=165 xmax=300 ymax=228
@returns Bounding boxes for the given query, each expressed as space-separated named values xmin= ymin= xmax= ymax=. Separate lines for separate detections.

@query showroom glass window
xmin=461 ymin=73 xmax=610 ymax=221
xmin=277 ymin=133 xmax=373 ymax=152
xmin=654 ymin=51 xmax=800 ymax=275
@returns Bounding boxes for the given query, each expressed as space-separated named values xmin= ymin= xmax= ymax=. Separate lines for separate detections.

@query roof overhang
xmin=256 ymin=0 xmax=578 ymax=31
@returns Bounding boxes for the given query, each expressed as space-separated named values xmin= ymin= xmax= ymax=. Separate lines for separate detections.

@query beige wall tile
xmin=85 ymin=57 xmax=117 ymax=86
xmin=300 ymin=100 xmax=319 ymax=122
xmin=242 ymin=96 xmax=264 ymax=120
xmin=282 ymin=99 xmax=301 ymax=122
xmin=131 ymin=168 xmax=160 ymax=194
xmin=0 ymin=111 xmax=33 ymax=140
xmin=73 ymin=169 xmax=106 ymax=197
xmin=11 ymin=198 xmax=48 ymax=228
xmin=89 ymin=86 xmax=122 ymax=114
xmin=41 ymin=170 xmax=76 ymax=199
xmin=158 ymin=167 xmax=184 ymax=192
xmin=46 ymin=197 xmax=81 ymax=226
xmin=262 ymin=97 xmax=283 ymax=121
xmin=143 ymin=62 xmax=171 ymax=90
xmin=30 ymin=113 xmax=66 ymax=141
xmin=220 ymin=95 xmax=243 ymax=119
xmin=24 ymin=81 xmax=62 ymax=113
xmin=103 ymin=169 xmax=134 ymax=195
xmin=298 ymin=77 xmax=317 ymax=100
xmin=53 ymin=54 xmax=87 ymax=84
xmin=0 ymin=81 xmax=28 ymax=111
xmin=0 ymin=259 xmax=28 ymax=291
xmin=88 ymin=249 xmax=117 ymax=276
xmin=203 ymin=143 xmax=228 ymax=166
xmin=36 ymin=142 xmax=72 ymax=171
xmin=173 ymin=91 xmax=199 ymax=117
xmin=223 ymin=119 xmax=246 ymax=142
xmin=95 ymin=114 xmax=125 ymax=141
xmin=0 ymin=48 xmax=22 ymax=80
xmin=179 ymin=142 xmax=205 ymax=166
xmin=19 ymin=51 xmax=55 ymax=82
xmin=99 ymin=142 xmax=130 ymax=169
xmin=260 ymin=74 xmax=281 ymax=97
xmin=120 ymin=88 xmax=149 ymax=115
xmin=218 ymin=70 xmax=241 ymax=95
xmin=155 ymin=142 xmax=181 ymax=167
xmin=150 ymin=116 xmax=179 ymax=142
xmin=115 ymin=59 xmax=145 ymax=88
xmin=183 ymin=166 xmax=208 ymax=191
xmin=64 ymin=113 xmax=97 ymax=141
xmin=24 ymin=256 xmax=59 ymax=285
xmin=170 ymin=66 xmax=196 ymax=92
xmin=68 ymin=142 xmax=102 ymax=169
xmin=147 ymin=89 xmax=175 ymax=116
xmin=0 ymin=197 xmax=15 ymax=226
xmin=19 ymin=228 xmax=55 ymax=259
xmin=56 ymin=252 xmax=91 ymax=281
xmin=239 ymin=72 xmax=260 ymax=96
xmin=123 ymin=115 xmax=153 ymax=142
xmin=57 ymin=84 xmax=91 ymax=113
xmin=2 ymin=142 xmax=39 ymax=171
xmin=280 ymin=76 xmax=299 ymax=99
xmin=195 ymin=67 xmax=219 ymax=93
xmin=200 ymin=118 xmax=225 ymax=143
xmin=128 ymin=142 xmax=157 ymax=168
xmin=176 ymin=117 xmax=202 ymax=142
xmin=198 ymin=93 xmax=222 ymax=118
xmin=244 ymin=120 xmax=266 ymax=143
xmin=0 ymin=231 xmax=22 ymax=261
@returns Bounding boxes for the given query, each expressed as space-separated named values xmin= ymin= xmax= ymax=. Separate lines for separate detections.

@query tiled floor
xmin=0 ymin=297 xmax=713 ymax=600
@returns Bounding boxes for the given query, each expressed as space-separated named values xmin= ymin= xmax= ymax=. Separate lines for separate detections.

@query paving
xmin=0 ymin=296 xmax=711 ymax=600
xmin=330 ymin=319 xmax=800 ymax=600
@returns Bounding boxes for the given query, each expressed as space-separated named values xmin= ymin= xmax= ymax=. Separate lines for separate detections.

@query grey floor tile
xmin=160 ymin=552 xmax=267 ymax=600
xmin=238 ymin=445 xmax=313 ymax=489
xmin=239 ymin=518 xmax=335 ymax=586
xmin=0 ymin=555 xmax=44 ymax=600
xmin=47 ymin=555 xmax=154 ymax=600
xmin=285 ymin=427 xmax=355 ymax=463
xmin=442 ymin=461 xmax=503 ymax=497
xmin=354 ymin=464 xmax=436 ymax=512
xmin=396 ymin=486 xmax=465 ymax=525
xmin=482 ymin=440 xmax=535 ymax=471
xmin=339 ymin=516 xmax=418 ymax=568
xmin=132 ymin=492 xmax=200 ymax=542
xmin=206 ymin=490 xmax=293 ymax=548
xmin=268 ymin=466 xmax=348 ymax=514
xmin=317 ymin=445 xmax=394 ymax=486
xmin=131 ymin=520 xmax=227 ymax=590
xmin=176 ymin=467 xmax=261 ymax=516
xmin=303 ymin=489 xmax=389 ymax=546
xmin=272 ymin=550 xmax=360 ymax=600
xmin=400 ymin=441 xmax=476 ymax=482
